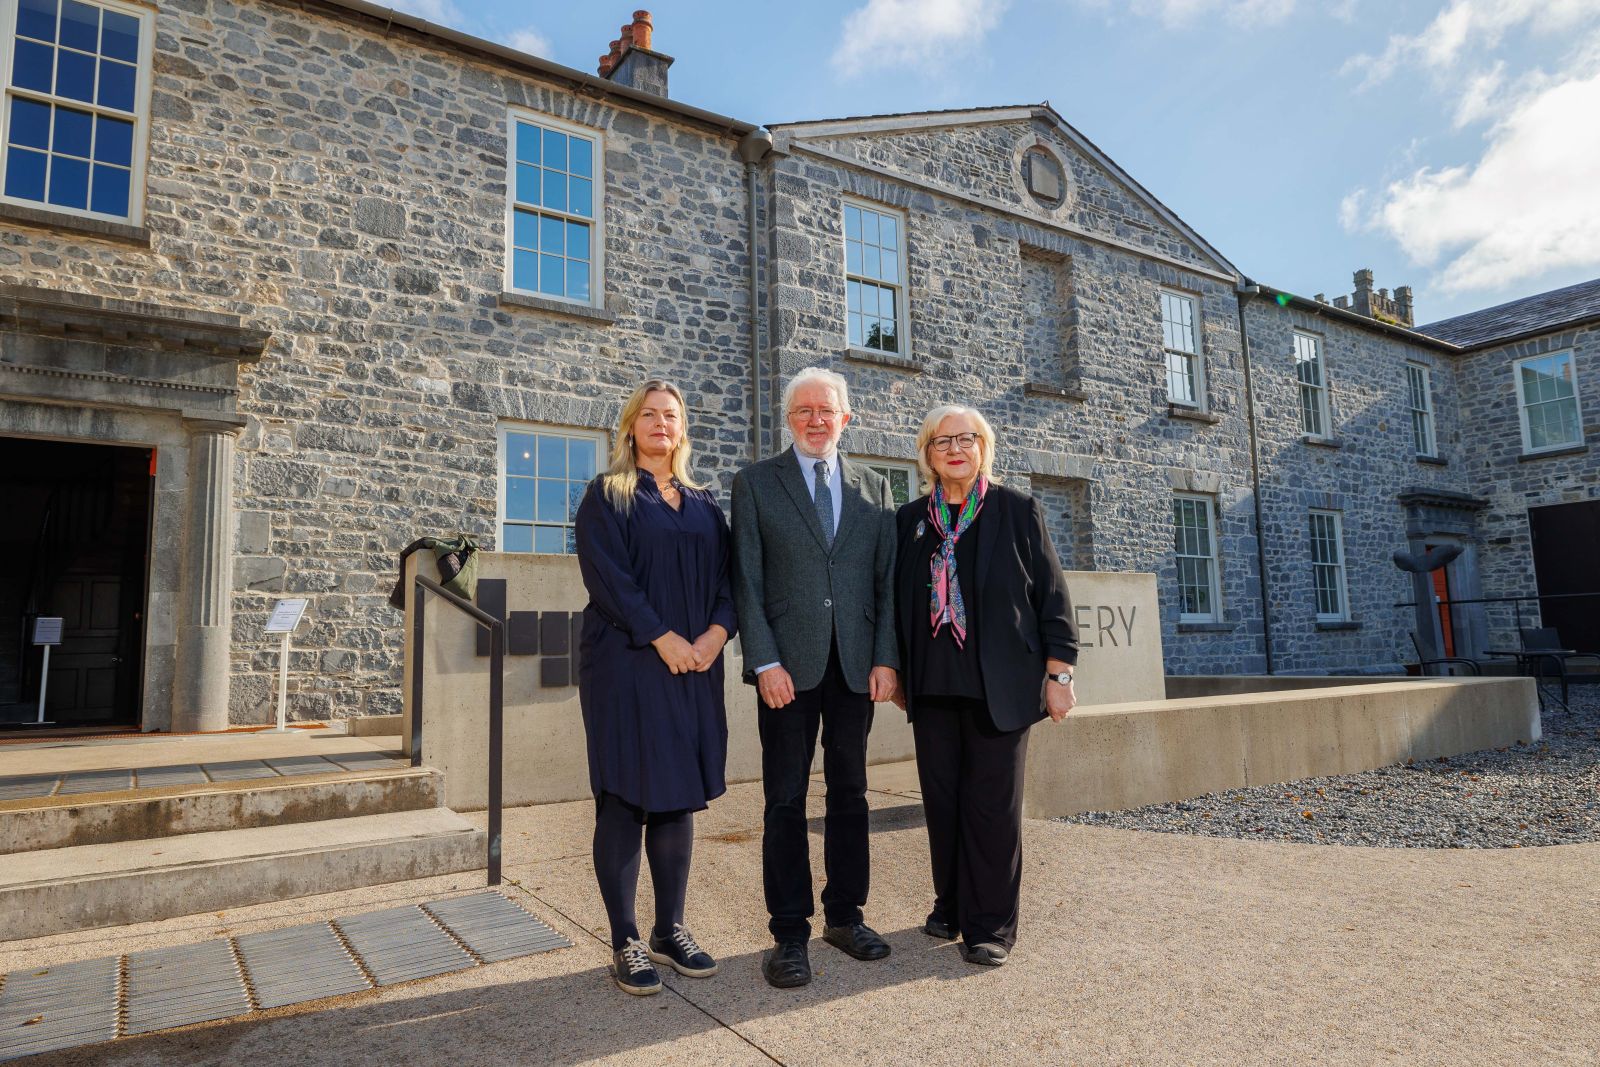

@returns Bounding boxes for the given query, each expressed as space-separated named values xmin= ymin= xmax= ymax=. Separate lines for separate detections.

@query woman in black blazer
xmin=892 ymin=404 xmax=1079 ymax=966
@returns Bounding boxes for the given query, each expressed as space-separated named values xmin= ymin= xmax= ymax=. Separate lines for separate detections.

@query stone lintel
xmin=1166 ymin=403 xmax=1220 ymax=424
xmin=0 ymin=285 xmax=269 ymax=360
xmin=1024 ymin=381 xmax=1088 ymax=402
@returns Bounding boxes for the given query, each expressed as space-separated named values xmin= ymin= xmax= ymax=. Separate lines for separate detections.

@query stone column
xmin=172 ymin=417 xmax=242 ymax=733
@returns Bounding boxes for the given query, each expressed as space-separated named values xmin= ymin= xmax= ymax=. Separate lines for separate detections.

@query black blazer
xmin=894 ymin=482 xmax=1078 ymax=732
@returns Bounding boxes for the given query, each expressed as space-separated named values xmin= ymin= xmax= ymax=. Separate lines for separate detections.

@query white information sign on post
xmin=31 ymin=616 xmax=63 ymax=726
xmin=264 ymin=599 xmax=309 ymax=734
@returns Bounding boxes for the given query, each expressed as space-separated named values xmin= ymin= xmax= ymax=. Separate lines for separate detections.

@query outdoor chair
xmin=1408 ymin=632 xmax=1481 ymax=677
xmin=1518 ymin=627 xmax=1600 ymax=708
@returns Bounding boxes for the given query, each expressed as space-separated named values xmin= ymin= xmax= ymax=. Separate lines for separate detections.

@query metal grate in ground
xmin=0 ymin=752 xmax=409 ymax=801
xmin=0 ymin=891 xmax=569 ymax=1062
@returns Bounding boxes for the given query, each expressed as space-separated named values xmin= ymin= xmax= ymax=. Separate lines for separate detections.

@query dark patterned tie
xmin=813 ymin=460 xmax=834 ymax=547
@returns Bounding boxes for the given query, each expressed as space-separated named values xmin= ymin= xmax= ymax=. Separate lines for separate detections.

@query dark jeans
xmin=759 ymin=643 xmax=873 ymax=943
xmin=912 ymin=695 xmax=1030 ymax=949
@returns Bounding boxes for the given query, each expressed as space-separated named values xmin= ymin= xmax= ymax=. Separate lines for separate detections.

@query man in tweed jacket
xmin=731 ymin=366 xmax=899 ymax=989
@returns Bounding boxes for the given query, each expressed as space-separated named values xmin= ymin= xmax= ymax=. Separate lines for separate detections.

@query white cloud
xmin=387 ymin=0 xmax=463 ymax=28
xmin=1342 ymin=0 xmax=1594 ymax=88
xmin=831 ymin=0 xmax=1009 ymax=77
xmin=507 ymin=27 xmax=552 ymax=58
xmin=1070 ymin=0 xmax=1297 ymax=28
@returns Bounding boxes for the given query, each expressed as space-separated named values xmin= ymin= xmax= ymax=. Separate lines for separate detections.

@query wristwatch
xmin=1048 ymin=671 xmax=1074 ymax=686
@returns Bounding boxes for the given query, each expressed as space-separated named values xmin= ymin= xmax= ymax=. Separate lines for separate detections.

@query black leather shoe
xmin=923 ymin=913 xmax=957 ymax=940
xmin=822 ymin=922 xmax=891 ymax=961
xmin=960 ymin=941 xmax=1009 ymax=967
xmin=762 ymin=940 xmax=811 ymax=988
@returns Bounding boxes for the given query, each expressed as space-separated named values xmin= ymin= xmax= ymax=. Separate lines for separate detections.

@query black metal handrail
xmin=411 ymin=573 xmax=503 ymax=887
xmin=1393 ymin=590 xmax=1600 ymax=632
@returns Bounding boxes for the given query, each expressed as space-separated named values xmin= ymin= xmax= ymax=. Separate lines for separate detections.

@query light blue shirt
xmin=755 ymin=445 xmax=845 ymax=677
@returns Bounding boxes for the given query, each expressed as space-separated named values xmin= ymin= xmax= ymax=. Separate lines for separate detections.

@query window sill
xmin=1517 ymin=442 xmax=1587 ymax=462
xmin=843 ymin=346 xmax=920 ymax=372
xmin=498 ymin=290 xmax=616 ymax=324
xmin=0 ymin=201 xmax=150 ymax=246
xmin=1417 ymin=455 xmax=1448 ymax=466
xmin=1024 ymin=381 xmax=1087 ymax=402
xmin=1177 ymin=621 xmax=1235 ymax=633
xmin=1315 ymin=619 xmax=1361 ymax=631
xmin=1167 ymin=404 xmax=1220 ymax=424
xmin=1302 ymin=434 xmax=1343 ymax=449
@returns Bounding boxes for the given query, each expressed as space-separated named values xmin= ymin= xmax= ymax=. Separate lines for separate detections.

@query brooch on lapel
xmin=915 ymin=520 xmax=926 ymax=539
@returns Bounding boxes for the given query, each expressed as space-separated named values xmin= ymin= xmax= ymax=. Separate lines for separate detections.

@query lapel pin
xmin=915 ymin=520 xmax=926 ymax=539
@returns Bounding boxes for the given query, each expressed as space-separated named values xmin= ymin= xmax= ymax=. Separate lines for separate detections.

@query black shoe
xmin=762 ymin=940 xmax=811 ymax=988
xmin=960 ymin=941 xmax=1008 ymax=967
xmin=648 ymin=923 xmax=718 ymax=977
xmin=613 ymin=937 xmax=663 ymax=995
xmin=923 ymin=913 xmax=957 ymax=940
xmin=822 ymin=922 xmax=891 ymax=961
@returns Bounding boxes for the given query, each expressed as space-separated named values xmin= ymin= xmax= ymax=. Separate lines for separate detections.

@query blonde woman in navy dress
xmin=574 ymin=378 xmax=737 ymax=996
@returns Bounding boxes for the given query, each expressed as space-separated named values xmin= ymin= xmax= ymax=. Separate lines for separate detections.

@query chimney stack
xmin=1338 ymin=268 xmax=1413 ymax=326
xmin=597 ymin=10 xmax=673 ymax=97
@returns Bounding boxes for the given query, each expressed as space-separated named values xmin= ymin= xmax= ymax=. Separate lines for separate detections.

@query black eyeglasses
xmin=929 ymin=432 xmax=979 ymax=453
xmin=789 ymin=407 xmax=842 ymax=423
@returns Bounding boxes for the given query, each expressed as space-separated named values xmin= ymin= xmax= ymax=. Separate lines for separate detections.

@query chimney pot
xmin=599 ymin=54 xmax=614 ymax=76
xmin=631 ymin=10 xmax=653 ymax=51
xmin=620 ymin=24 xmax=635 ymax=49
xmin=1353 ymin=268 xmax=1374 ymax=291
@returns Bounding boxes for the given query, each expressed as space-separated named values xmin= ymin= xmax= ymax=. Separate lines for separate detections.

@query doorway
xmin=1528 ymin=500 xmax=1600 ymax=654
xmin=1 ymin=438 xmax=153 ymax=729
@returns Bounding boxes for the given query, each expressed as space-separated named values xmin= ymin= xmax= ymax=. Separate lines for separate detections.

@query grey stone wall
xmin=0 ymin=0 xmax=754 ymax=722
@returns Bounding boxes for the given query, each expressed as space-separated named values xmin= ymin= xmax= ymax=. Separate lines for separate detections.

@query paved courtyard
xmin=3 ymin=762 xmax=1596 ymax=1066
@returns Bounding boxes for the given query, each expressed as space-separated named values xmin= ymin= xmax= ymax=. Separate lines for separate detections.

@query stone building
xmin=0 ymin=1 xmax=1594 ymax=730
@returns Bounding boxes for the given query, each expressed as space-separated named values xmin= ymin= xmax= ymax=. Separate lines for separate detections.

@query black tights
xmin=592 ymin=793 xmax=695 ymax=950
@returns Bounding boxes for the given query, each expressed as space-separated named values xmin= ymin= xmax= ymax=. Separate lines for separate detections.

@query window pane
xmin=13 ymin=39 xmax=54 ymax=93
xmin=879 ymin=319 xmax=898 ymax=353
xmin=844 ymin=205 xmax=861 ymax=239
xmin=9 ymin=98 xmax=51 ymax=150
xmin=59 ymin=0 xmax=97 ymax=50
xmin=100 ymin=9 xmax=139 ymax=62
xmin=542 ymin=128 xmax=566 ymax=171
xmin=565 ymin=259 xmax=590 ymax=303
xmin=17 ymin=0 xmax=57 ymax=43
xmin=537 ymin=434 xmax=566 ymax=477
xmin=880 ymin=215 xmax=897 ymax=250
xmin=93 ymin=113 xmax=132 ymax=164
xmin=845 ymin=241 xmax=861 ymax=275
xmin=505 ymin=477 xmax=535 ymax=520
xmin=880 ymin=250 xmax=898 ymax=284
xmin=863 ymin=245 xmax=880 ymax=279
xmin=4 ymin=146 xmax=47 ymax=200
xmin=88 ymin=162 xmax=127 ymax=216
xmin=56 ymin=48 xmax=95 ymax=103
xmin=515 ymin=162 xmax=539 ymax=205
xmin=878 ymin=287 xmax=896 ymax=321
xmin=862 ymin=210 xmax=879 ymax=245
xmin=533 ymin=525 xmax=564 ymax=554
xmin=502 ymin=524 xmax=533 ymax=553
xmin=539 ymin=253 xmax=563 ymax=296
xmin=542 ymin=168 xmax=566 ymax=212
xmin=569 ymin=176 xmax=592 ymax=218
xmin=568 ymin=437 xmax=598 ymax=479
xmin=569 ymin=136 xmax=592 ymax=178
xmin=506 ymin=433 xmax=537 ymax=475
xmin=515 ymin=122 xmax=540 ymax=165
xmin=512 ymin=248 xmax=537 ymax=291
xmin=52 ymin=105 xmax=90 ymax=157
xmin=536 ymin=479 xmax=566 ymax=522
xmin=97 ymin=57 xmax=135 ymax=111
xmin=512 ymin=208 xmax=537 ymax=249
xmin=567 ymin=480 xmax=586 ymax=522
xmin=565 ymin=220 xmax=589 ymax=261
xmin=539 ymin=213 xmax=563 ymax=254
xmin=47 ymin=153 xmax=88 ymax=208
xmin=848 ymin=311 xmax=862 ymax=347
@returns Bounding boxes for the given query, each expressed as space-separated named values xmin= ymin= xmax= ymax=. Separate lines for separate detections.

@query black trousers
xmin=912 ymin=696 xmax=1030 ymax=949
xmin=758 ymin=643 xmax=873 ymax=943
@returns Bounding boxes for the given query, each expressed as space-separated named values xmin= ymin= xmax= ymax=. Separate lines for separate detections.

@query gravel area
xmin=1062 ymin=684 xmax=1600 ymax=848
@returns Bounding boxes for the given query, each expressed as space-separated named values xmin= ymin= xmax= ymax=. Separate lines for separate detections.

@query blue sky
xmin=397 ymin=0 xmax=1600 ymax=325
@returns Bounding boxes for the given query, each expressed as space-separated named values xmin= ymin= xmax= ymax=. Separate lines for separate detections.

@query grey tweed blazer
xmin=730 ymin=450 xmax=899 ymax=694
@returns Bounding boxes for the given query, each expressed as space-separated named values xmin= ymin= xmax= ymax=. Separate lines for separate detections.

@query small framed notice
xmin=265 ymin=599 xmax=309 ymax=634
xmin=32 ymin=617 xmax=63 ymax=646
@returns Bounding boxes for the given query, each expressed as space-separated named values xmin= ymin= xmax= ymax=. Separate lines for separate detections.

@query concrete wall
xmin=404 ymin=556 xmax=1161 ymax=810
xmin=1022 ymin=676 xmax=1540 ymax=818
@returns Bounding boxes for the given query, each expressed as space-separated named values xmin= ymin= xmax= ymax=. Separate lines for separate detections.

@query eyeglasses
xmin=789 ymin=407 xmax=841 ymax=423
xmin=929 ymin=432 xmax=980 ymax=453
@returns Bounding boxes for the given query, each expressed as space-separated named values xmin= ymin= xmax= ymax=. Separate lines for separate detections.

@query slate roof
xmin=1415 ymin=277 xmax=1600 ymax=348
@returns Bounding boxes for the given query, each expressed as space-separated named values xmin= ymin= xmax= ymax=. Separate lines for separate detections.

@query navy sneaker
xmin=647 ymin=923 xmax=718 ymax=977
xmin=613 ymin=937 xmax=662 ymax=995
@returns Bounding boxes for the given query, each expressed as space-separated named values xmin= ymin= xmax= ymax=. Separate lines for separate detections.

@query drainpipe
xmin=738 ymin=128 xmax=774 ymax=463
xmin=1236 ymin=282 xmax=1275 ymax=674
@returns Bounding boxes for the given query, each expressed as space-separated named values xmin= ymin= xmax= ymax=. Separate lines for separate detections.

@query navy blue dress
xmin=574 ymin=471 xmax=738 ymax=814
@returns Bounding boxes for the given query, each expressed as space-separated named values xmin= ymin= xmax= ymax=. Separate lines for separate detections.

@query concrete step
xmin=0 ymin=766 xmax=446 ymax=854
xmin=0 ymin=809 xmax=487 ymax=938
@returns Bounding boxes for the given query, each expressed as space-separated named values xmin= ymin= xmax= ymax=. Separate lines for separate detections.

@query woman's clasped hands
xmin=651 ymin=625 xmax=728 ymax=674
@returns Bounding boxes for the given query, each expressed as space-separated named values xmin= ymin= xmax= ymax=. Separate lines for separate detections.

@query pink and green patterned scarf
xmin=928 ymin=476 xmax=988 ymax=648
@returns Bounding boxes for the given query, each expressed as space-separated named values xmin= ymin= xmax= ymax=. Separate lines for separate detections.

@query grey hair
xmin=781 ymin=366 xmax=851 ymax=416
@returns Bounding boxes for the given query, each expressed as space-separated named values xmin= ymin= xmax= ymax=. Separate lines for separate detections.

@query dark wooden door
xmin=1528 ymin=501 xmax=1600 ymax=653
xmin=43 ymin=575 xmax=126 ymax=723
